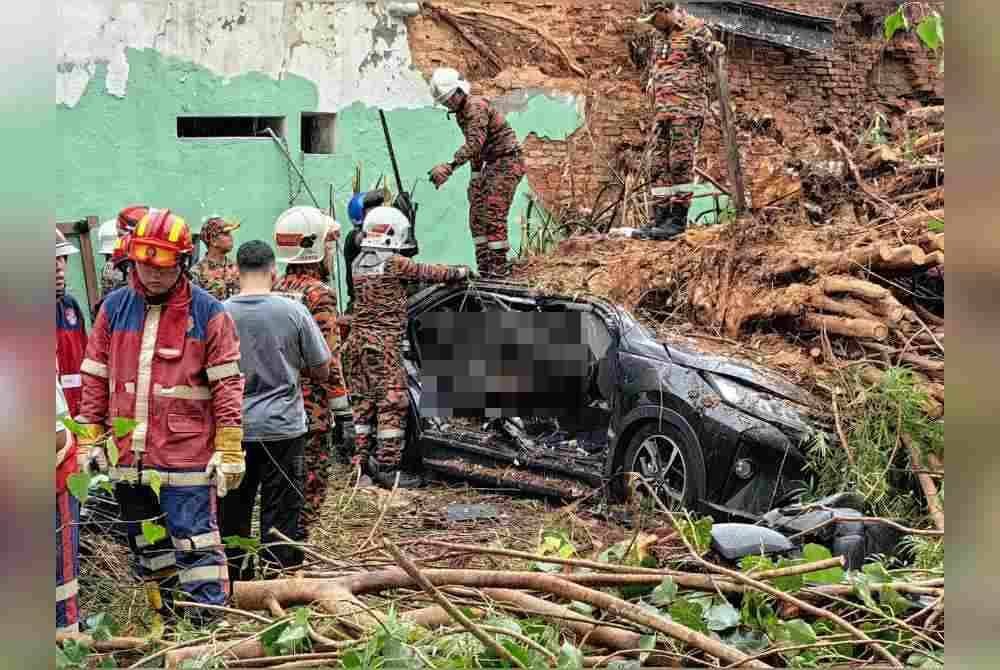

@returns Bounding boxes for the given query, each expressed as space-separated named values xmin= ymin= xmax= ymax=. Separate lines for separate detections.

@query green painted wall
xmin=57 ymin=48 xmax=584 ymax=318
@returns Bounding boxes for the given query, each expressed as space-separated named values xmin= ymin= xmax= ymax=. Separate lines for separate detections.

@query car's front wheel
xmin=620 ymin=422 xmax=706 ymax=512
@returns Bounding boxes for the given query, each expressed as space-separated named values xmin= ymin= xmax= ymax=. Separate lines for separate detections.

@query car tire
xmin=619 ymin=421 xmax=707 ymax=512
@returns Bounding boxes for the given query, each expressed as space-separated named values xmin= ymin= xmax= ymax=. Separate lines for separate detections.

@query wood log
xmin=808 ymin=295 xmax=882 ymax=322
xmin=802 ymin=314 xmax=889 ymax=341
xmin=903 ymin=434 xmax=945 ymax=532
xmin=821 ymin=276 xmax=889 ymax=300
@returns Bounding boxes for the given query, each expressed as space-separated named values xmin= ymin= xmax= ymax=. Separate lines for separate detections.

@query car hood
xmin=664 ymin=342 xmax=816 ymax=407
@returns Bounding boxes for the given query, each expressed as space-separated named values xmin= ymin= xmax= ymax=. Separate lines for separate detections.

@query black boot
xmin=373 ymin=463 xmax=424 ymax=490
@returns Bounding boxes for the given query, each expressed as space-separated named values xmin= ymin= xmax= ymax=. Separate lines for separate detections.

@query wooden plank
xmin=710 ymin=53 xmax=747 ymax=213
xmin=57 ymin=217 xmax=100 ymax=317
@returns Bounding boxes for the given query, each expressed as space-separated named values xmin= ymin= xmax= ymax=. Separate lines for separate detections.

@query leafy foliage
xmin=677 ymin=516 xmax=713 ymax=555
xmin=883 ymin=6 xmax=909 ymax=41
xmin=67 ymin=471 xmax=91 ymax=505
xmin=113 ymin=417 xmax=140 ymax=438
xmin=532 ymin=530 xmax=577 ymax=573
xmin=141 ymin=521 xmax=167 ymax=545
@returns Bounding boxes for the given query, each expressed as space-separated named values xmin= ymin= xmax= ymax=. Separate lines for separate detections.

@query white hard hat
xmin=97 ymin=219 xmax=119 ymax=255
xmin=274 ymin=206 xmax=334 ymax=264
xmin=361 ymin=206 xmax=415 ymax=253
xmin=430 ymin=67 xmax=471 ymax=105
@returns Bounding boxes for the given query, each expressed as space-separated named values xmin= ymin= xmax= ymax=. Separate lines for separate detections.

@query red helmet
xmin=128 ymin=208 xmax=194 ymax=268
xmin=118 ymin=205 xmax=149 ymax=238
xmin=111 ymin=234 xmax=130 ymax=265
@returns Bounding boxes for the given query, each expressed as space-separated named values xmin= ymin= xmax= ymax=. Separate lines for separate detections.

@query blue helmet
xmin=348 ymin=193 xmax=367 ymax=226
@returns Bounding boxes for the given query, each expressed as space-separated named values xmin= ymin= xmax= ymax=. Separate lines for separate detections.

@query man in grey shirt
xmin=220 ymin=241 xmax=331 ymax=581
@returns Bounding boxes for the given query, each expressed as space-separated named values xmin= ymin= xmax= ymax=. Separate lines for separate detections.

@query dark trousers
xmin=219 ymin=436 xmax=306 ymax=582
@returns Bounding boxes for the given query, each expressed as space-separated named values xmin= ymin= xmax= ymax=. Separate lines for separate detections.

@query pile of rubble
xmin=517 ymin=105 xmax=944 ymax=412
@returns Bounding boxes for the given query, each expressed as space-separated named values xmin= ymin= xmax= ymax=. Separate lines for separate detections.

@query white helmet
xmin=361 ymin=206 xmax=415 ymax=253
xmin=430 ymin=67 xmax=471 ymax=105
xmin=97 ymin=219 xmax=119 ymax=255
xmin=274 ymin=206 xmax=338 ymax=264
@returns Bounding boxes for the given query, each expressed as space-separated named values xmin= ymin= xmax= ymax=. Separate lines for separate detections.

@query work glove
xmin=75 ymin=423 xmax=110 ymax=474
xmin=205 ymin=426 xmax=245 ymax=498
xmin=429 ymin=163 xmax=454 ymax=188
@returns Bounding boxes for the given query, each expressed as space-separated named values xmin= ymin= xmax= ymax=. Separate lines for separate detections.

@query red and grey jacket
xmin=57 ymin=294 xmax=88 ymax=417
xmin=77 ymin=274 xmax=243 ymax=472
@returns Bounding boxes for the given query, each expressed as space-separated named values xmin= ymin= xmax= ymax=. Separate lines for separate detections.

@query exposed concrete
xmin=58 ymin=0 xmax=432 ymax=110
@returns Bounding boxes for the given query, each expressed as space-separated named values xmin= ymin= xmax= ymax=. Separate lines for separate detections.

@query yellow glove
xmin=205 ymin=426 xmax=245 ymax=497
xmin=75 ymin=423 xmax=109 ymax=474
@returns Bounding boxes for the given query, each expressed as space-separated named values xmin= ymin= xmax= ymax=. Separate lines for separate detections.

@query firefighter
xmin=639 ymin=1 xmax=725 ymax=229
xmin=191 ymin=216 xmax=241 ymax=301
xmin=346 ymin=206 xmax=472 ymax=489
xmin=272 ymin=207 xmax=352 ymax=529
xmin=428 ymin=67 xmax=525 ymax=278
xmin=344 ymin=191 xmax=385 ymax=313
xmin=56 ymin=228 xmax=87 ymax=418
xmin=75 ymin=208 xmax=244 ymax=624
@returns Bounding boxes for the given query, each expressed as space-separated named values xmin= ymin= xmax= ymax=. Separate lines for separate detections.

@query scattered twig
xmin=384 ymin=540 xmax=529 ymax=670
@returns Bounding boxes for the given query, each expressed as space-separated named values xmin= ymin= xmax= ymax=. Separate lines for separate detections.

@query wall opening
xmin=301 ymin=113 xmax=336 ymax=154
xmin=176 ymin=116 xmax=285 ymax=139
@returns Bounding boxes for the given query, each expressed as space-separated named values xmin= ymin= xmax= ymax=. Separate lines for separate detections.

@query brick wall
xmin=407 ymin=0 xmax=943 ymax=217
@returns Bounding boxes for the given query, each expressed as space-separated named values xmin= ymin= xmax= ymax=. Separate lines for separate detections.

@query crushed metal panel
xmin=686 ymin=1 xmax=835 ymax=54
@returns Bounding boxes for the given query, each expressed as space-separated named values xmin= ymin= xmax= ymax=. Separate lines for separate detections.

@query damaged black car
xmin=401 ymin=279 xmax=825 ymax=523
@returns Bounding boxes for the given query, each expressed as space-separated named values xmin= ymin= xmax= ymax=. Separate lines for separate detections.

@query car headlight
xmin=707 ymin=373 xmax=811 ymax=432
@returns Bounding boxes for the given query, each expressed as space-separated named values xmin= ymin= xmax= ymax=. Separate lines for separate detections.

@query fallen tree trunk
xmin=903 ymin=434 xmax=946 ymax=532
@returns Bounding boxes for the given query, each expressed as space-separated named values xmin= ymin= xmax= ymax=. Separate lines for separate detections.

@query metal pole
xmin=265 ymin=127 xmax=322 ymax=209
xmin=329 ymin=183 xmax=344 ymax=313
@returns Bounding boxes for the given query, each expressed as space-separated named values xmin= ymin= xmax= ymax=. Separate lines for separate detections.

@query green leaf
xmin=927 ymin=217 xmax=944 ymax=232
xmin=382 ymin=636 xmax=414 ymax=669
xmin=569 ymin=601 xmax=595 ymax=615
xmin=141 ymin=521 xmax=167 ymax=545
xmin=772 ymin=558 xmax=805 ymax=593
xmin=884 ymin=6 xmax=909 ymax=41
xmin=67 ymin=472 xmax=91 ymax=504
xmin=638 ymin=634 xmax=656 ymax=664
xmin=740 ymin=590 xmax=776 ymax=632
xmin=106 ymin=439 xmax=119 ymax=468
xmin=275 ymin=621 xmax=309 ymax=653
xmin=98 ymin=657 xmax=118 ymax=669
xmin=724 ymin=629 xmax=771 ymax=654
xmin=224 ymin=535 xmax=261 ymax=552
xmin=113 ymin=417 xmax=140 ymax=438
xmin=785 ymin=619 xmax=817 ymax=646
xmin=146 ymin=470 xmax=162 ymax=500
xmin=739 ymin=555 xmax=774 ymax=573
xmin=916 ymin=13 xmax=943 ymax=51
xmin=908 ymin=651 xmax=944 ymax=668
xmin=880 ymin=586 xmax=916 ymax=617
xmin=802 ymin=543 xmax=844 ymax=585
xmin=650 ymin=577 xmax=678 ymax=606
xmin=668 ymin=598 xmax=707 ymax=634
xmin=862 ymin=562 xmax=893 ymax=584
xmin=86 ymin=612 xmax=118 ymax=642
xmin=60 ymin=416 xmax=88 ymax=438
xmin=705 ymin=601 xmax=741 ymax=631
xmin=852 ymin=573 xmax=881 ymax=611
xmin=679 ymin=516 xmax=713 ymax=555
xmin=556 ymin=642 xmax=584 ymax=670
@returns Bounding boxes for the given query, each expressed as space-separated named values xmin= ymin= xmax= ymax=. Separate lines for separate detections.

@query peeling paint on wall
xmin=58 ymin=0 xmax=432 ymax=110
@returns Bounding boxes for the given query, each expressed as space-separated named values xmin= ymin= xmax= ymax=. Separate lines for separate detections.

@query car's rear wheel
xmin=620 ymin=422 xmax=706 ymax=512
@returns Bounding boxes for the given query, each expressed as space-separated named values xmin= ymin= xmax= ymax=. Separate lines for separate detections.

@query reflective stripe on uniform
xmin=131 ymin=306 xmax=162 ymax=455
xmin=81 ymin=358 xmax=109 ymax=379
xmin=331 ymin=394 xmax=351 ymax=410
xmin=377 ymin=428 xmax=405 ymax=439
xmin=172 ymin=531 xmax=222 ymax=551
xmin=179 ymin=565 xmax=226 ymax=584
xmin=472 ymin=236 xmax=488 ymax=246
xmin=206 ymin=361 xmax=240 ymax=382
xmin=110 ymin=467 xmax=212 ymax=488
xmin=139 ymin=552 xmax=177 ymax=572
xmin=154 ymin=384 xmax=212 ymax=400
xmin=487 ymin=240 xmax=510 ymax=251
xmin=354 ymin=424 xmax=372 ymax=436
xmin=471 ymin=170 xmax=482 ymax=178
xmin=60 ymin=374 xmax=82 ymax=389
xmin=56 ymin=579 xmax=79 ymax=602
